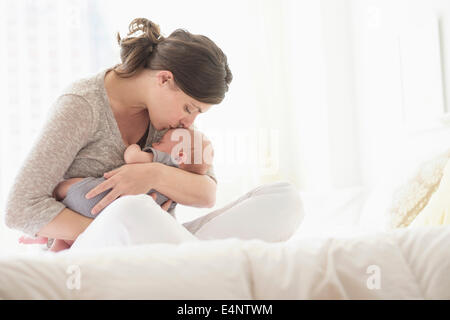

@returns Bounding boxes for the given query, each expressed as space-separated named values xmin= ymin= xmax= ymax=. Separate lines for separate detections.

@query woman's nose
xmin=180 ymin=114 xmax=198 ymax=128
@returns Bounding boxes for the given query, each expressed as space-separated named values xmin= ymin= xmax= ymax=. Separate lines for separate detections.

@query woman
xmin=5 ymin=18 xmax=304 ymax=250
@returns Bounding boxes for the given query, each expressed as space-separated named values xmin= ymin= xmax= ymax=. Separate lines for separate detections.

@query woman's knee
xmin=252 ymin=181 xmax=297 ymax=197
xmin=257 ymin=182 xmax=305 ymax=231
xmin=281 ymin=183 xmax=304 ymax=214
xmin=263 ymin=183 xmax=304 ymax=241
xmin=255 ymin=182 xmax=303 ymax=212
xmin=96 ymin=194 xmax=155 ymax=223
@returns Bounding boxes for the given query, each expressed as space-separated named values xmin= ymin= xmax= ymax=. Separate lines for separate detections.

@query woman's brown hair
xmin=114 ymin=18 xmax=233 ymax=105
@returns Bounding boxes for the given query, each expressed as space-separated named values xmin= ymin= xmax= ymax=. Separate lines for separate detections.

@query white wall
xmin=349 ymin=0 xmax=450 ymax=187
xmin=284 ymin=0 xmax=363 ymax=191
xmin=320 ymin=0 xmax=362 ymax=189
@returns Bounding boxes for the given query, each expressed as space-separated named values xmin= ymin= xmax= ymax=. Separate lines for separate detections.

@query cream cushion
xmin=411 ymin=158 xmax=450 ymax=226
xmin=387 ymin=149 xmax=450 ymax=228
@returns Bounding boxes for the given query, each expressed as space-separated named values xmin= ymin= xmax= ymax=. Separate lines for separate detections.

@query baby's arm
xmin=44 ymin=146 xmax=155 ymax=252
xmin=52 ymin=144 xmax=153 ymax=209
xmin=53 ymin=178 xmax=84 ymax=201
xmin=124 ymin=144 xmax=154 ymax=164
xmin=49 ymin=146 xmax=153 ymax=220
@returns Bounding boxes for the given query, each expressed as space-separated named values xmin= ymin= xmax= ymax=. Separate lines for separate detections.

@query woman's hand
xmin=85 ymin=163 xmax=170 ymax=215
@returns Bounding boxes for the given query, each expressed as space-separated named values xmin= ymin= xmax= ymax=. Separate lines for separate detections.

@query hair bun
xmin=128 ymin=18 xmax=163 ymax=44
xmin=114 ymin=18 xmax=232 ymax=104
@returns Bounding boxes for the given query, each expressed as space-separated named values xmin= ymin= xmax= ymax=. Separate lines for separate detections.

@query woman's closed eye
xmin=184 ymin=106 xmax=192 ymax=114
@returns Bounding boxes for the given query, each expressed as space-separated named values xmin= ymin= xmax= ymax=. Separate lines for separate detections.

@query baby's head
xmin=151 ymin=128 xmax=214 ymax=175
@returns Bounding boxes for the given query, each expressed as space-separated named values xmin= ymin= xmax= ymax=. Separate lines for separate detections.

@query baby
xmin=31 ymin=128 xmax=213 ymax=252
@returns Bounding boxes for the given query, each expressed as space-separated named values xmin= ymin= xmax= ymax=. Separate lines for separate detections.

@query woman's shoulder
xmin=59 ymin=67 xmax=111 ymax=113
xmin=61 ymin=70 xmax=99 ymax=94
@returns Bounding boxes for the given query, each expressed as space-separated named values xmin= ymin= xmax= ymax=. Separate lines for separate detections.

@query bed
xmin=0 ymin=225 xmax=449 ymax=299
xmin=0 ymin=179 xmax=449 ymax=300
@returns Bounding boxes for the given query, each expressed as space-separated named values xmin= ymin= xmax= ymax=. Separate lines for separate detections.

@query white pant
xmin=70 ymin=182 xmax=304 ymax=251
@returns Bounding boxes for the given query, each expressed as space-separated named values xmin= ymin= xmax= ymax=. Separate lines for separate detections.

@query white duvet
xmin=0 ymin=225 xmax=449 ymax=299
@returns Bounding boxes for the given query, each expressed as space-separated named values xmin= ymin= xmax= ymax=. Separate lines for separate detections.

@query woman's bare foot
xmin=124 ymin=144 xmax=153 ymax=164
xmin=18 ymin=235 xmax=48 ymax=244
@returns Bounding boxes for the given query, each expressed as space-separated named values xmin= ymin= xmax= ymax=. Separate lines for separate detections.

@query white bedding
xmin=0 ymin=225 xmax=449 ymax=299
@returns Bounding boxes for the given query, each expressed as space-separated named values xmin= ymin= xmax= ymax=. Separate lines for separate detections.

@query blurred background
xmin=1 ymin=0 xmax=450 ymax=250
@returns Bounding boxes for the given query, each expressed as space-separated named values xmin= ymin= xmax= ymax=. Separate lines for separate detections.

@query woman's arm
xmin=150 ymin=162 xmax=216 ymax=208
xmin=85 ymin=162 xmax=217 ymax=215
xmin=4 ymin=94 xmax=94 ymax=238
xmin=36 ymin=207 xmax=93 ymax=241
xmin=26 ymin=179 xmax=92 ymax=241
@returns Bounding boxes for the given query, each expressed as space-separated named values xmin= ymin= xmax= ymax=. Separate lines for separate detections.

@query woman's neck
xmin=104 ymin=69 xmax=148 ymax=119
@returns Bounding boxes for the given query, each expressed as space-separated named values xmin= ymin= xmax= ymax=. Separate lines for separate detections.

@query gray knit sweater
xmin=3 ymin=67 xmax=216 ymax=237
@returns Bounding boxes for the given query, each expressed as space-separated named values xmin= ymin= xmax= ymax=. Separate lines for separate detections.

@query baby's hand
xmin=49 ymin=239 xmax=73 ymax=252
xmin=124 ymin=144 xmax=142 ymax=164
xmin=124 ymin=144 xmax=153 ymax=164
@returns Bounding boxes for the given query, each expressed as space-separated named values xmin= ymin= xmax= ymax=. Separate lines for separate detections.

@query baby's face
xmin=151 ymin=129 xmax=180 ymax=155
xmin=151 ymin=128 xmax=213 ymax=174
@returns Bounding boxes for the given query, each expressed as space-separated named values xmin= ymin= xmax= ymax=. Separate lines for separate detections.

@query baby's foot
xmin=49 ymin=239 xmax=71 ymax=252
xmin=124 ymin=144 xmax=153 ymax=164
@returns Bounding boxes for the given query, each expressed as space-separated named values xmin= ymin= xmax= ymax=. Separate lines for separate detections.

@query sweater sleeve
xmin=3 ymin=94 xmax=94 ymax=237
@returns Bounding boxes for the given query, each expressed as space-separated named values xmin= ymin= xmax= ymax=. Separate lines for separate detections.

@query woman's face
xmin=146 ymin=70 xmax=212 ymax=131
